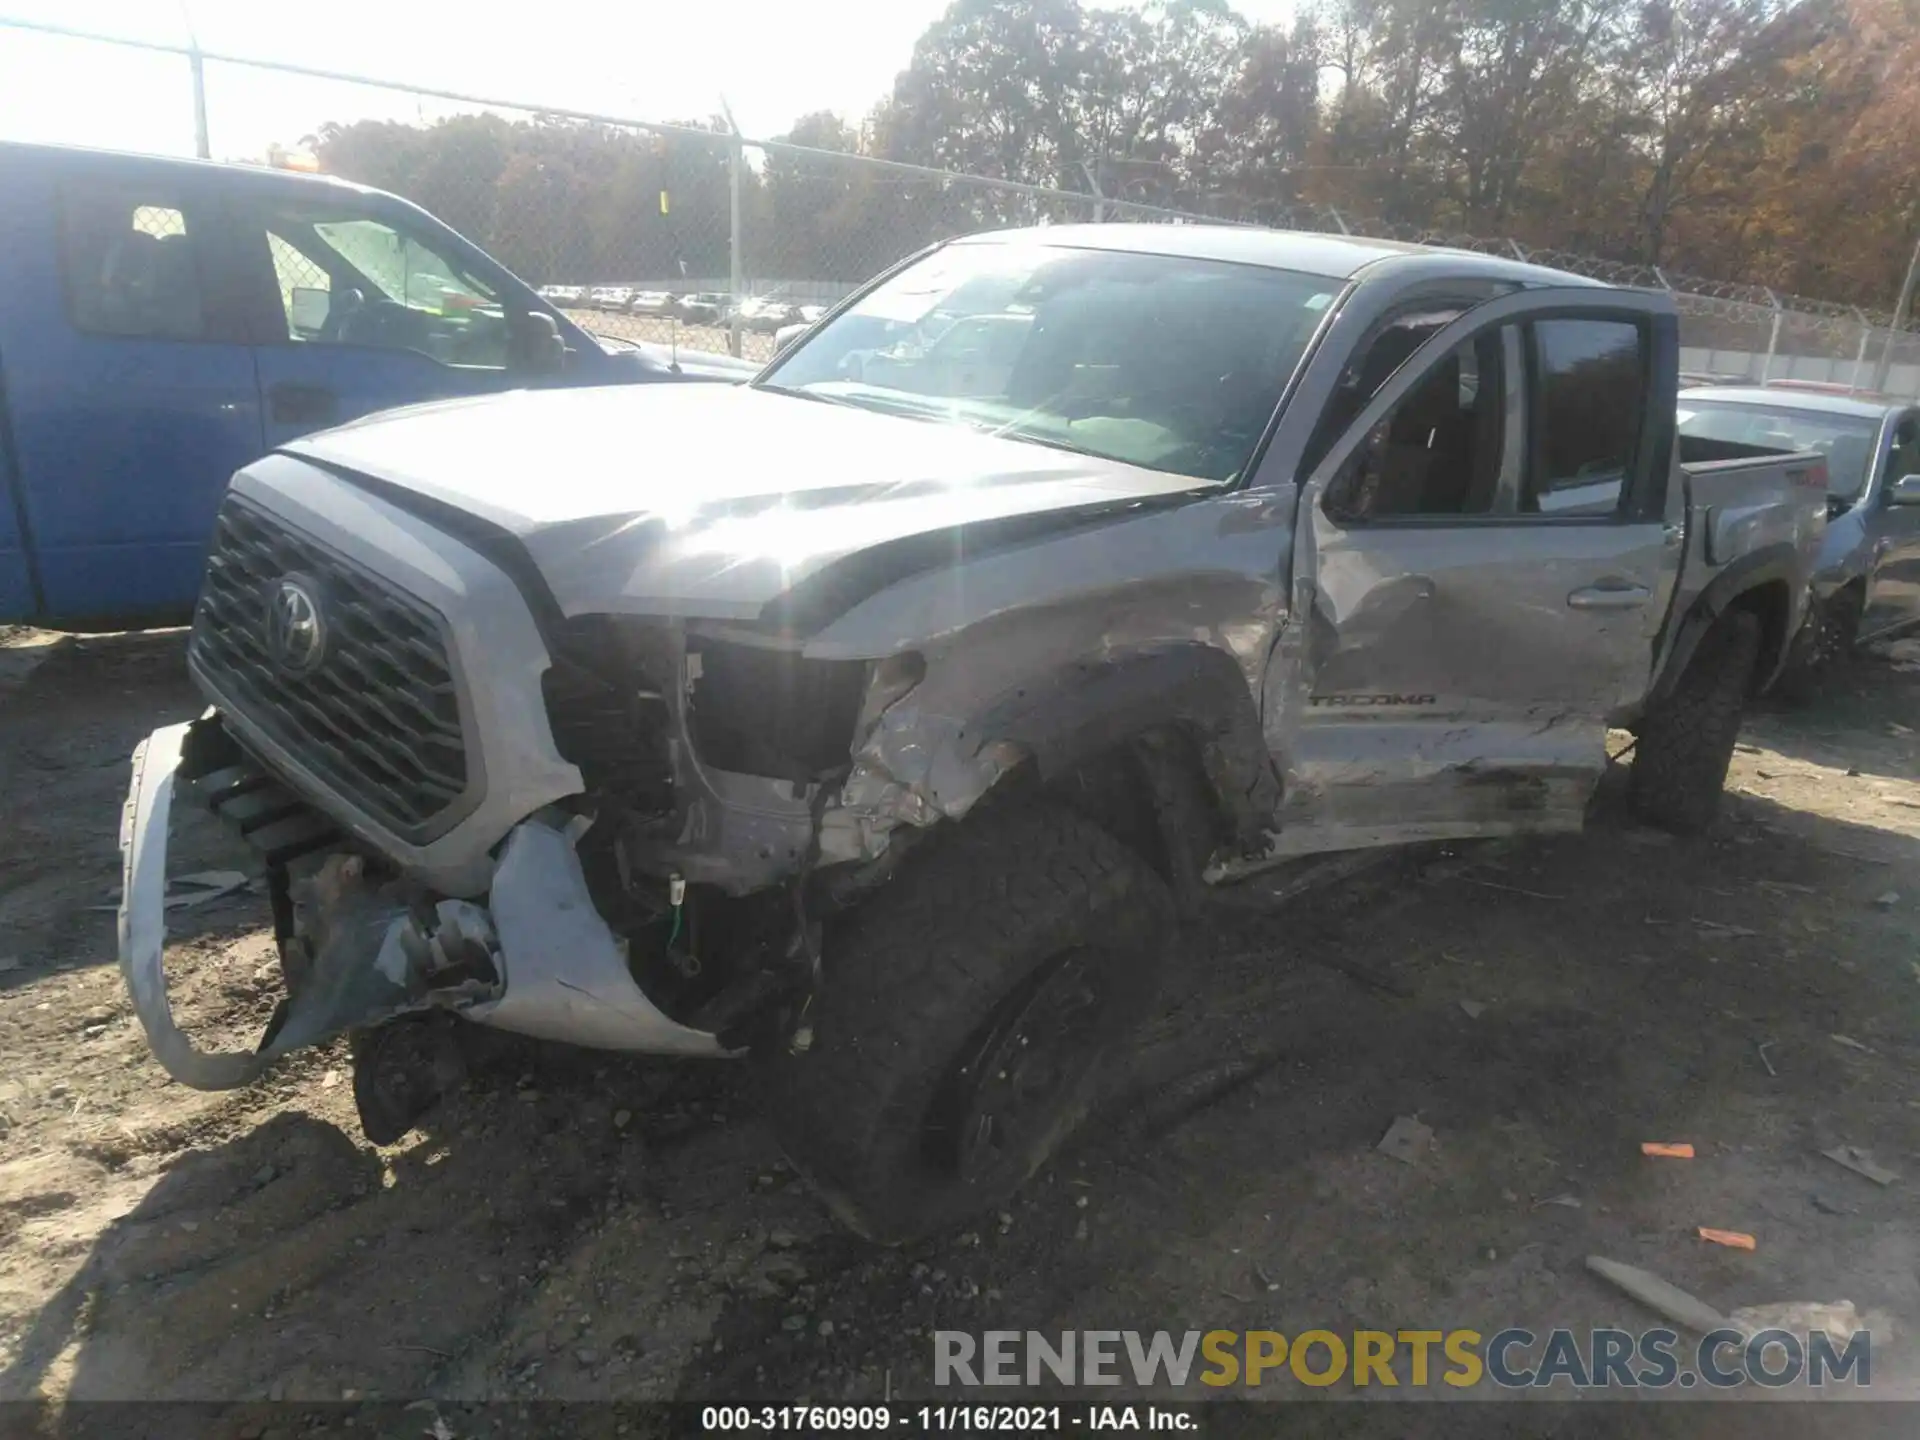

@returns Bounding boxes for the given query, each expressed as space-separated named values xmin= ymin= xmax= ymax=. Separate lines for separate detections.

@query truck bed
xmin=1673 ymin=436 xmax=1828 ymax=622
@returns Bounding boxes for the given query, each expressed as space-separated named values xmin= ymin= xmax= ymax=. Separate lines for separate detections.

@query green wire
xmin=667 ymin=906 xmax=682 ymax=951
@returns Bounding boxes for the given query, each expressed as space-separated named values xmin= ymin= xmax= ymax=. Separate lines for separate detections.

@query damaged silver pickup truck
xmin=118 ymin=226 xmax=1828 ymax=1241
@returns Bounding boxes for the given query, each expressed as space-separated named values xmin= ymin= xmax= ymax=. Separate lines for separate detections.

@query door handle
xmin=269 ymin=383 xmax=338 ymax=427
xmin=1567 ymin=582 xmax=1652 ymax=610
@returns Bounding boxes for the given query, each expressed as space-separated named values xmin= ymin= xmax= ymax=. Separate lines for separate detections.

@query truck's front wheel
xmin=763 ymin=803 xmax=1174 ymax=1243
xmin=1630 ymin=610 xmax=1761 ymax=833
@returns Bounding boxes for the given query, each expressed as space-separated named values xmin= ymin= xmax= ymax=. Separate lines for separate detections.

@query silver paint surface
xmin=131 ymin=233 xmax=1831 ymax=1072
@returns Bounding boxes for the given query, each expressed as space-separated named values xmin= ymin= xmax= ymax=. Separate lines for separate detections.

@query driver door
xmin=234 ymin=196 xmax=525 ymax=448
xmin=1265 ymin=287 xmax=1683 ymax=851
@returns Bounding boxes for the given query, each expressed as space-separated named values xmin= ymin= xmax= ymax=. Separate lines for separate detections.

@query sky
xmin=0 ymin=0 xmax=1298 ymax=162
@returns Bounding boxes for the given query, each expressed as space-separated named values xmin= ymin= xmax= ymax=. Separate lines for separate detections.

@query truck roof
xmin=1678 ymin=385 xmax=1903 ymax=420
xmin=0 ymin=138 xmax=380 ymax=201
xmin=961 ymin=223 xmax=1609 ymax=289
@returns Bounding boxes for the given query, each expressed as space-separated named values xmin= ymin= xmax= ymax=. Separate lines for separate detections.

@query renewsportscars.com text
xmin=934 ymin=1327 xmax=1870 ymax=1391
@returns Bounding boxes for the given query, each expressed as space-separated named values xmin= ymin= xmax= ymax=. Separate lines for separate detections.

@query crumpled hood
xmin=284 ymin=383 xmax=1208 ymax=622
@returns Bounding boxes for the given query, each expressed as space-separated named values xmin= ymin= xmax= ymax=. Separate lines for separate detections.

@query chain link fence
xmin=9 ymin=15 xmax=1920 ymax=391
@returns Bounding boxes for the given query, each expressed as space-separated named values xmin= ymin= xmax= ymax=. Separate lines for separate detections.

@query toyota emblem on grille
xmin=266 ymin=578 xmax=327 ymax=674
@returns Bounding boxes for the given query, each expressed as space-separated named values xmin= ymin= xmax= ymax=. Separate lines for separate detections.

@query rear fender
xmin=1650 ymin=545 xmax=1803 ymax=706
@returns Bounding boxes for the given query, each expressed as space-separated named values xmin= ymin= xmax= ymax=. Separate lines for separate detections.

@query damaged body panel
xmin=115 ymin=219 xmax=1824 ymax=1244
xmin=284 ymin=383 xmax=1217 ymax=624
xmin=118 ymin=721 xmax=723 ymax=1091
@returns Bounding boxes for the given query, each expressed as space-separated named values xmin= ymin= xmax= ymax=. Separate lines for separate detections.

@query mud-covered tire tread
xmin=1630 ymin=610 xmax=1761 ymax=833
xmin=763 ymin=802 xmax=1173 ymax=1243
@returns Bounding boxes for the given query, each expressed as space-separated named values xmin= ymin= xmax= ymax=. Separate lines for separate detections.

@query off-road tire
xmin=762 ymin=802 xmax=1175 ymax=1244
xmin=1773 ymin=585 xmax=1862 ymax=706
xmin=1629 ymin=610 xmax=1761 ymax=833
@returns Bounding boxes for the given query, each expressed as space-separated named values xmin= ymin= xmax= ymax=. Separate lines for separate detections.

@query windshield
xmin=758 ymin=241 xmax=1341 ymax=483
xmin=1676 ymin=401 xmax=1881 ymax=499
xmin=310 ymin=219 xmax=500 ymax=315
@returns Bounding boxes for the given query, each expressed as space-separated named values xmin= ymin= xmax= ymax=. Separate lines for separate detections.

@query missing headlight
xmin=686 ymin=637 xmax=868 ymax=781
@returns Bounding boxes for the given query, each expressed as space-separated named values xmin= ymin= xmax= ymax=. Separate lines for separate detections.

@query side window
xmin=257 ymin=210 xmax=509 ymax=369
xmin=1303 ymin=307 xmax=1466 ymax=477
xmin=1889 ymin=415 xmax=1920 ymax=485
xmin=266 ymin=232 xmax=331 ymax=336
xmin=60 ymin=189 xmax=207 ymax=341
xmin=1523 ymin=320 xmax=1646 ymax=516
xmin=1325 ymin=329 xmax=1508 ymax=521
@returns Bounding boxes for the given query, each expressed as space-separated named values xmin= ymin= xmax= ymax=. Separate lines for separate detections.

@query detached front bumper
xmin=117 ymin=721 xmax=731 ymax=1093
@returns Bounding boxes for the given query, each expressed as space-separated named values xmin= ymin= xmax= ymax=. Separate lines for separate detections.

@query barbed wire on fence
xmin=6 ymin=13 xmax=1915 ymax=388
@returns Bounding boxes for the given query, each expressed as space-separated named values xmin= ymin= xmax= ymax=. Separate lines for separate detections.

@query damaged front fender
xmin=117 ymin=724 xmax=724 ymax=1092
xmin=818 ymin=641 xmax=1280 ymax=867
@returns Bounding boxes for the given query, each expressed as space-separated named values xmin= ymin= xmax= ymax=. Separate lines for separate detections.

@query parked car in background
xmin=772 ymin=305 xmax=832 ymax=356
xmin=590 ymin=285 xmax=633 ymax=311
xmin=0 ymin=140 xmax=754 ymax=627
xmin=738 ymin=296 xmax=802 ymax=332
xmin=678 ymin=292 xmax=731 ymax=324
xmin=120 ymin=225 xmax=1824 ymax=1245
xmin=543 ymin=283 xmax=587 ymax=306
xmin=1679 ymin=385 xmax=1920 ymax=691
xmin=629 ymin=290 xmax=677 ymax=315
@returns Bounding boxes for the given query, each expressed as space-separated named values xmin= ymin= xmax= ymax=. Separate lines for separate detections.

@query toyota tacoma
xmin=118 ymin=226 xmax=1827 ymax=1241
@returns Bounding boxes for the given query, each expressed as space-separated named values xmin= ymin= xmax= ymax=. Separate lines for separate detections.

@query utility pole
xmin=720 ymin=96 xmax=744 ymax=362
xmin=179 ymin=0 xmax=210 ymax=158
xmin=1872 ymin=221 xmax=1920 ymax=393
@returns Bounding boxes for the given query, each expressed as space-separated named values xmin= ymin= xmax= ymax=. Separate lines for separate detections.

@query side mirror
xmin=773 ymin=322 xmax=808 ymax=356
xmin=1888 ymin=473 xmax=1920 ymax=506
xmin=288 ymin=286 xmax=330 ymax=335
xmin=510 ymin=310 xmax=566 ymax=375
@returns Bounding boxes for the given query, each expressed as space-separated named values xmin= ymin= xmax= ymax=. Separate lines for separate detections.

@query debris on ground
xmin=1872 ymin=891 xmax=1901 ymax=910
xmin=1641 ymin=1142 xmax=1695 ymax=1159
xmin=93 ymin=870 xmax=254 ymax=914
xmin=1698 ymin=1227 xmax=1757 ymax=1251
xmin=1458 ymin=999 xmax=1487 ymax=1019
xmin=1821 ymin=1145 xmax=1899 ymax=1186
xmin=1831 ymin=1034 xmax=1874 ymax=1052
xmin=1377 ymin=1115 xmax=1434 ymax=1165
xmin=1534 ymin=1193 xmax=1582 ymax=1209
xmin=1585 ymin=1256 xmax=1729 ymax=1333
xmin=166 ymin=871 xmax=253 ymax=910
xmin=1693 ymin=918 xmax=1759 ymax=937
xmin=1728 ymin=1299 xmax=1865 ymax=1345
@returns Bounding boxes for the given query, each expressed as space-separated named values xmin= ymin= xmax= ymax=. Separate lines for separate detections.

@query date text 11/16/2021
xmin=700 ymin=1405 xmax=1194 ymax=1431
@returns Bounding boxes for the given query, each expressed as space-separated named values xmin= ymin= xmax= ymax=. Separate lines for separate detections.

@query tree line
xmin=312 ymin=0 xmax=1919 ymax=310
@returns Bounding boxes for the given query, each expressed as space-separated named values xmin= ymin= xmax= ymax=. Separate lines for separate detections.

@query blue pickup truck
xmin=0 ymin=141 xmax=753 ymax=627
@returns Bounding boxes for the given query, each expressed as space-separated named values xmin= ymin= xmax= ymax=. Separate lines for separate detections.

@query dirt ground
xmin=2 ymin=625 xmax=1918 ymax=1426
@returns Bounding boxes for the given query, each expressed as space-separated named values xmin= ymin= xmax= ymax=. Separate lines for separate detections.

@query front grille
xmin=541 ymin=615 xmax=675 ymax=816
xmin=190 ymin=496 xmax=469 ymax=839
